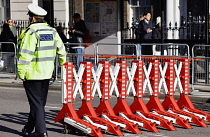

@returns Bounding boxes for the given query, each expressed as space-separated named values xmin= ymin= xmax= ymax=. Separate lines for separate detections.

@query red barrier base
xmin=113 ymin=98 xmax=159 ymax=132
xmin=55 ymin=104 xmax=104 ymax=137
xmin=146 ymin=95 xmax=192 ymax=129
xmin=77 ymin=100 xmax=124 ymax=136
xmin=95 ymin=99 xmax=142 ymax=134
xmin=177 ymin=93 xmax=210 ymax=123
xmin=130 ymin=96 xmax=176 ymax=131
xmin=162 ymin=94 xmax=208 ymax=127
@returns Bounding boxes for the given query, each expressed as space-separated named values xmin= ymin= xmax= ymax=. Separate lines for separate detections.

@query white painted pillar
xmin=166 ymin=0 xmax=174 ymax=56
xmin=174 ymin=0 xmax=180 ymax=39
xmin=209 ymin=1 xmax=210 ymax=14
xmin=174 ymin=0 xmax=180 ymax=56
xmin=166 ymin=0 xmax=174 ymax=39
xmin=117 ymin=0 xmax=121 ymax=54
xmin=130 ymin=5 xmax=134 ymax=38
xmin=65 ymin=0 xmax=69 ymax=28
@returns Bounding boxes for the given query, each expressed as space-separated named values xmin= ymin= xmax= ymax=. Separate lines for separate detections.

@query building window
xmin=0 ymin=0 xmax=10 ymax=20
xmin=129 ymin=0 xmax=151 ymax=6
xmin=129 ymin=0 xmax=152 ymax=16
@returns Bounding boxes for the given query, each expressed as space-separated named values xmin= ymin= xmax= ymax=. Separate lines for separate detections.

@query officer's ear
xmin=29 ymin=16 xmax=33 ymax=23
xmin=29 ymin=16 xmax=36 ymax=23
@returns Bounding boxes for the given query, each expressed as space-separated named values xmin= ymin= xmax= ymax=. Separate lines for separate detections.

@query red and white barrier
xmin=54 ymin=62 xmax=103 ymax=137
xmin=161 ymin=59 xmax=207 ymax=127
xmin=176 ymin=59 xmax=210 ymax=123
xmin=95 ymin=61 xmax=141 ymax=134
xmin=55 ymin=57 xmax=210 ymax=137
xmin=129 ymin=60 xmax=176 ymax=131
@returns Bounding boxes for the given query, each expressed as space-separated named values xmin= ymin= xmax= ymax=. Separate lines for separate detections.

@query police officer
xmin=18 ymin=4 xmax=66 ymax=137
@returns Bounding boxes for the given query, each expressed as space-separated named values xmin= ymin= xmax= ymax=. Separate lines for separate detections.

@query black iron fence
xmin=125 ymin=13 xmax=206 ymax=40
xmin=0 ymin=19 xmax=70 ymax=38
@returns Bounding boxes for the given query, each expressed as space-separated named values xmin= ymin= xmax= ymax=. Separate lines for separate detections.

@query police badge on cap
xmin=27 ymin=4 xmax=47 ymax=17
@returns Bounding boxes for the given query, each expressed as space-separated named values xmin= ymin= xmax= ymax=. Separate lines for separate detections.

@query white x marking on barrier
xmin=101 ymin=114 xmax=126 ymax=128
xmin=159 ymin=62 xmax=169 ymax=94
xmin=83 ymin=116 xmax=108 ymax=130
xmin=143 ymin=63 xmax=153 ymax=95
xmin=174 ymin=62 xmax=184 ymax=93
xmin=151 ymin=111 xmax=176 ymax=124
xmin=92 ymin=64 xmax=103 ymax=98
xmin=119 ymin=113 xmax=144 ymax=127
xmin=110 ymin=63 xmax=120 ymax=97
xmin=135 ymin=111 xmax=161 ymax=125
xmin=73 ymin=64 xmax=85 ymax=99
xmin=126 ymin=62 xmax=137 ymax=96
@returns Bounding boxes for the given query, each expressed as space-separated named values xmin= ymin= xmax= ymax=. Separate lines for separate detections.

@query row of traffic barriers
xmin=54 ymin=56 xmax=210 ymax=137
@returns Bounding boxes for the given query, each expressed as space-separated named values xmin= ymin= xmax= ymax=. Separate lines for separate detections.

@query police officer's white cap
xmin=27 ymin=4 xmax=47 ymax=16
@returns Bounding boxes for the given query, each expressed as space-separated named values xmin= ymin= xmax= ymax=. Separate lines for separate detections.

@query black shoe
xmin=22 ymin=127 xmax=31 ymax=136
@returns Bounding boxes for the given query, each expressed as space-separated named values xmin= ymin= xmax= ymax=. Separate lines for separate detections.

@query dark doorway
xmin=42 ymin=0 xmax=54 ymax=27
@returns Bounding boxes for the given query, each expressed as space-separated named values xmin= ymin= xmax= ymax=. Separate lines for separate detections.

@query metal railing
xmin=141 ymin=43 xmax=190 ymax=58
xmin=192 ymin=45 xmax=210 ymax=86
xmin=0 ymin=42 xmax=17 ymax=81
xmin=96 ymin=43 xmax=140 ymax=64
xmin=64 ymin=42 xmax=96 ymax=64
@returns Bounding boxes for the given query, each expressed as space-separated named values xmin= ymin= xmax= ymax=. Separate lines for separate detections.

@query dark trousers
xmin=23 ymin=79 xmax=50 ymax=134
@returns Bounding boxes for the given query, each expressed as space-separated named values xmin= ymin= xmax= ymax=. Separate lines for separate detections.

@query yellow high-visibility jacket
xmin=18 ymin=22 xmax=66 ymax=80
xmin=17 ymin=29 xmax=27 ymax=49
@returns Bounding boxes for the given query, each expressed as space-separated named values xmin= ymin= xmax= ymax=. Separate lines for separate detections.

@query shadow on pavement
xmin=0 ymin=125 xmax=21 ymax=136
xmin=0 ymin=110 xmax=64 ymax=136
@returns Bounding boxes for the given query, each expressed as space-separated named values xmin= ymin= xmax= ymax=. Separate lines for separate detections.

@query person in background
xmin=152 ymin=16 xmax=162 ymax=54
xmin=0 ymin=23 xmax=17 ymax=72
xmin=7 ymin=19 xmax=17 ymax=39
xmin=135 ymin=14 xmax=144 ymax=40
xmin=139 ymin=12 xmax=153 ymax=40
xmin=138 ymin=14 xmax=144 ymax=23
xmin=0 ymin=23 xmax=16 ymax=51
xmin=152 ymin=16 xmax=161 ymax=39
xmin=18 ymin=4 xmax=66 ymax=137
xmin=55 ymin=26 xmax=67 ymax=76
xmin=138 ymin=12 xmax=153 ymax=55
xmin=56 ymin=26 xmax=67 ymax=43
xmin=68 ymin=13 xmax=87 ymax=68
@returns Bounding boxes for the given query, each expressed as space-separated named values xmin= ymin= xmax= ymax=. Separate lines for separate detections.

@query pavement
xmin=1 ymin=72 xmax=210 ymax=103
xmin=1 ymin=72 xmax=210 ymax=137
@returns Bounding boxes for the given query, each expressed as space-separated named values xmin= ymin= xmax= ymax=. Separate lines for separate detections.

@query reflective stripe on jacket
xmin=18 ymin=22 xmax=66 ymax=80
